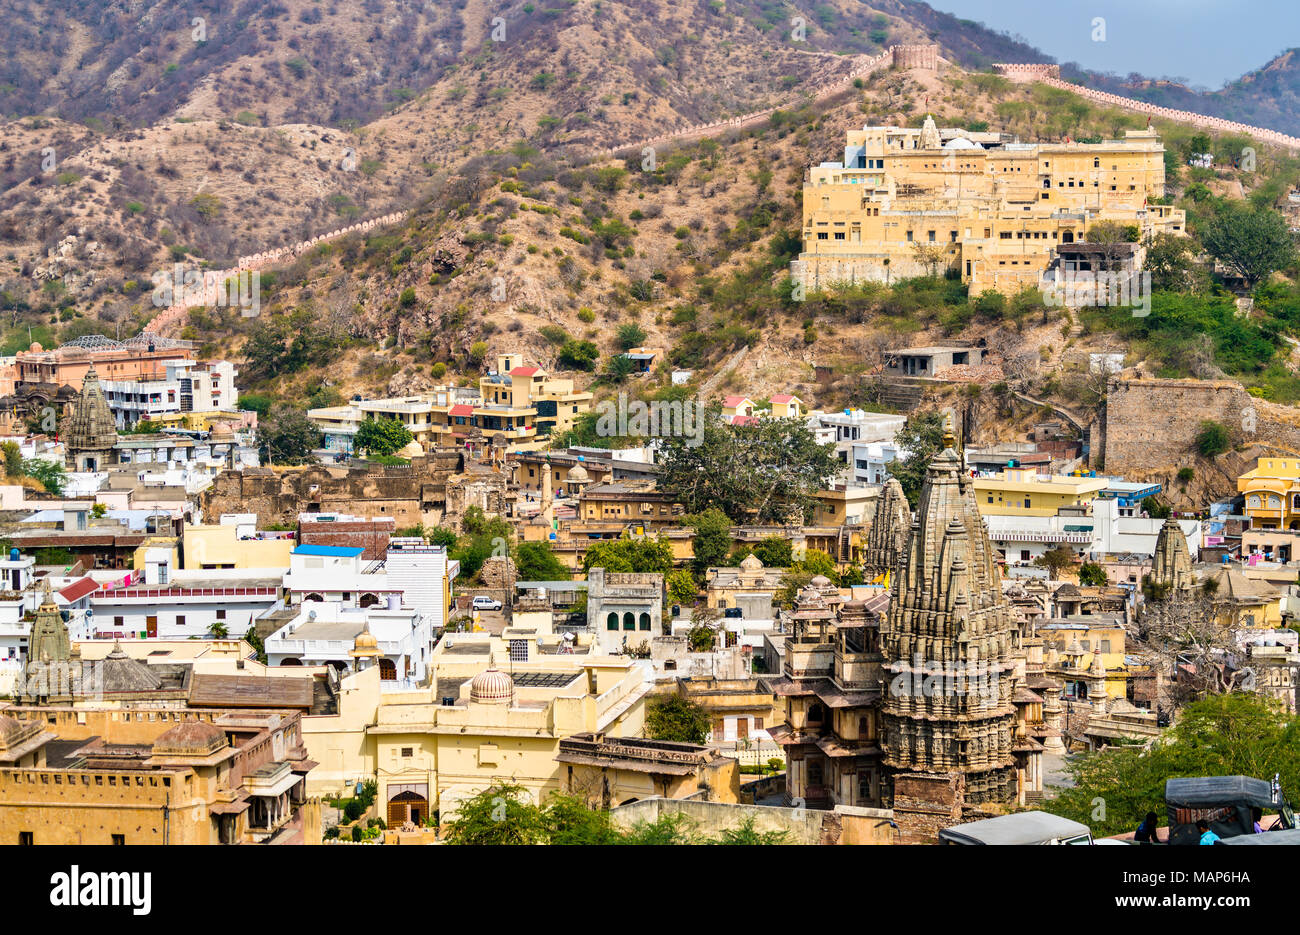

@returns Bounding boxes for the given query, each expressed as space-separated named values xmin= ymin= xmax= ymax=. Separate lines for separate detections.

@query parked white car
xmin=471 ymin=596 xmax=503 ymax=611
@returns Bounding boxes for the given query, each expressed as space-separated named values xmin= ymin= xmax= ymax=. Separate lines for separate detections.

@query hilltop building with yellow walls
xmin=799 ymin=118 xmax=1186 ymax=296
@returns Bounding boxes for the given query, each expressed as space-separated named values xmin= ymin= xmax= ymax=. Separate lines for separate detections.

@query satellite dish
xmin=308 ymin=610 xmax=317 ymax=621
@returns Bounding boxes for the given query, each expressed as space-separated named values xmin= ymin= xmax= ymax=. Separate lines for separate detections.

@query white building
xmin=100 ymin=359 xmax=238 ymax=430
xmin=985 ymin=498 xmax=1202 ymax=567
xmin=848 ymin=440 xmax=900 ymax=485
xmin=86 ymin=571 xmax=282 ymax=640
xmin=263 ymin=602 xmax=434 ymax=688
xmin=0 ymin=551 xmax=96 ymax=661
xmin=282 ymin=540 xmax=457 ymax=627
xmin=808 ymin=409 xmax=906 ymax=466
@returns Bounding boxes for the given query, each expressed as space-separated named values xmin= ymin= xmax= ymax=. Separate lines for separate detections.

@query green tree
xmin=558 ymin=339 xmax=599 ymax=371
xmin=658 ymin=406 xmax=838 ymax=523
xmin=1142 ymin=495 xmax=1171 ymax=519
xmin=514 ymin=541 xmax=570 ymax=581
xmin=257 ymin=405 xmax=319 ymax=466
xmin=645 ymin=694 xmax=711 ymax=744
xmin=23 ymin=458 xmax=67 ymax=495
xmin=615 ymin=322 xmax=647 ymax=351
xmin=888 ymin=411 xmax=947 ymax=507
xmin=243 ymin=625 xmax=266 ymax=664
xmin=666 ymin=569 xmax=698 ymax=606
xmin=1034 ymin=545 xmax=1076 ymax=577
xmin=1043 ymin=694 xmax=1300 ymax=837
xmin=1201 ymin=199 xmax=1296 ymax=288
xmin=581 ymin=536 xmax=673 ymax=575
xmin=1143 ymin=231 xmax=1200 ymax=292
xmin=1195 ymin=419 xmax=1231 ymax=457
xmin=1078 ymin=561 xmax=1108 ymax=587
xmin=684 ymin=507 xmax=731 ymax=574
xmin=753 ymin=535 xmax=793 ymax=567
xmin=355 ymin=417 xmax=413 ymax=456
xmin=442 ymin=783 xmax=547 ymax=845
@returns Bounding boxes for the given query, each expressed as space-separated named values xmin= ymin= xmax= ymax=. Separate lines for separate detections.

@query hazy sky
xmin=922 ymin=0 xmax=1298 ymax=89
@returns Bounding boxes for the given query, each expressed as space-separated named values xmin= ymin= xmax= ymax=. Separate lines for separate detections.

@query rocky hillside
xmin=0 ymin=0 xmax=1056 ymax=321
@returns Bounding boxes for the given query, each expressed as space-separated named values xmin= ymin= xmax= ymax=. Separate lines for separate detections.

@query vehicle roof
xmin=1219 ymin=828 xmax=1300 ymax=845
xmin=1165 ymin=776 xmax=1278 ymax=808
xmin=938 ymin=811 xmax=1090 ymax=845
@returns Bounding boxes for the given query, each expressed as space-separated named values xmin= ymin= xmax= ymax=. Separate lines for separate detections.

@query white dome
xmin=943 ymin=137 xmax=983 ymax=150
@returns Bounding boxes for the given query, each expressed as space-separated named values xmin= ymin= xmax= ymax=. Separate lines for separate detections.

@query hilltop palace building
xmin=798 ymin=116 xmax=1187 ymax=296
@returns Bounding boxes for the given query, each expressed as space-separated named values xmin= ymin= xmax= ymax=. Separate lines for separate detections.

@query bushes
xmin=1195 ymin=420 xmax=1231 ymax=457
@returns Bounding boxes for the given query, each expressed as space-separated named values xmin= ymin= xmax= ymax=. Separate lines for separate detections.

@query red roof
xmin=510 ymin=367 xmax=541 ymax=377
xmin=731 ymin=415 xmax=759 ymax=427
xmin=449 ymin=404 xmax=475 ymax=417
xmin=58 ymin=577 xmax=100 ymax=603
xmin=723 ymin=395 xmax=750 ymax=408
xmin=770 ymin=394 xmax=797 ymax=404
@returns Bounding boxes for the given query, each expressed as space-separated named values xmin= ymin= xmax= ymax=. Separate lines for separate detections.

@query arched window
xmin=639 ymin=613 xmax=651 ymax=630
xmin=304 ymin=593 xmax=324 ymax=603
xmin=623 ymin=612 xmax=636 ymax=630
xmin=359 ymin=593 xmax=381 ymax=608
xmin=378 ymin=658 xmax=397 ymax=681
xmin=278 ymin=657 xmax=303 ymax=666
xmin=858 ymin=716 xmax=869 ymax=737
xmin=606 ymin=612 xmax=619 ymax=631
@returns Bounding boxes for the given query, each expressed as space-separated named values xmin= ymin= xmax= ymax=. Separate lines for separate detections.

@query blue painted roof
xmin=292 ymin=545 xmax=364 ymax=557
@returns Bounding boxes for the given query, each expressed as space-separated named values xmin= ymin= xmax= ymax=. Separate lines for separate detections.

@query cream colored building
xmin=297 ymin=629 xmax=651 ymax=824
xmin=309 ymin=354 xmax=593 ymax=456
xmin=973 ymin=469 xmax=1108 ymax=517
xmin=182 ymin=523 xmax=294 ymax=570
xmin=800 ymin=119 xmax=1186 ymax=295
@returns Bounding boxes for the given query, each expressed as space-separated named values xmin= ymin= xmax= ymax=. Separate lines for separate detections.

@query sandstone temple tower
xmin=1147 ymin=516 xmax=1194 ymax=598
xmin=863 ymin=476 xmax=911 ymax=582
xmin=62 ymin=365 xmax=118 ymax=472
xmin=880 ymin=435 xmax=1021 ymax=805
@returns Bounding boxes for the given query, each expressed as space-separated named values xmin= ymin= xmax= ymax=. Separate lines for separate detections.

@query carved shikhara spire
xmin=864 ymin=477 xmax=911 ymax=580
xmin=1149 ymin=516 xmax=1194 ymax=597
xmin=880 ymin=441 xmax=1021 ymax=805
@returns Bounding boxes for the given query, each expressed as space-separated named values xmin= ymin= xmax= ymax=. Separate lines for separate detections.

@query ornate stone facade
xmin=880 ymin=443 xmax=1023 ymax=806
xmin=62 ymin=365 xmax=118 ymax=471
xmin=862 ymin=476 xmax=910 ymax=581
xmin=1148 ymin=515 xmax=1194 ymax=597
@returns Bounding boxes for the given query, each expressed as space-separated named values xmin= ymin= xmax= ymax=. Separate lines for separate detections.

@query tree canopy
xmin=257 ymin=405 xmax=319 ymax=465
xmin=1043 ymin=694 xmax=1300 ymax=837
xmin=355 ymin=416 xmax=413 ymax=456
xmin=657 ymin=408 xmax=839 ymax=523
xmin=645 ymin=694 xmax=711 ymax=744
xmin=581 ymin=535 xmax=673 ymax=575
xmin=1201 ymin=199 xmax=1296 ymax=287
xmin=888 ymin=411 xmax=947 ymax=506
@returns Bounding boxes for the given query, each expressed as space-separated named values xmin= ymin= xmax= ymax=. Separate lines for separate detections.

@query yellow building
xmin=181 ymin=524 xmax=294 ymax=570
xmin=298 ymin=631 xmax=651 ymax=824
xmin=800 ymin=118 xmax=1186 ymax=296
xmin=0 ymin=708 xmax=320 ymax=845
xmin=1207 ymin=566 xmax=1283 ymax=630
xmin=1041 ymin=619 xmax=1130 ymax=702
xmin=973 ymin=468 xmax=1108 ymax=517
xmin=556 ymin=733 xmax=741 ymax=807
xmin=1238 ymin=456 xmax=1300 ymax=530
xmin=577 ymin=481 xmax=683 ymax=528
xmin=813 ymin=484 xmax=877 ymax=526
xmin=309 ymin=355 xmax=593 ymax=456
